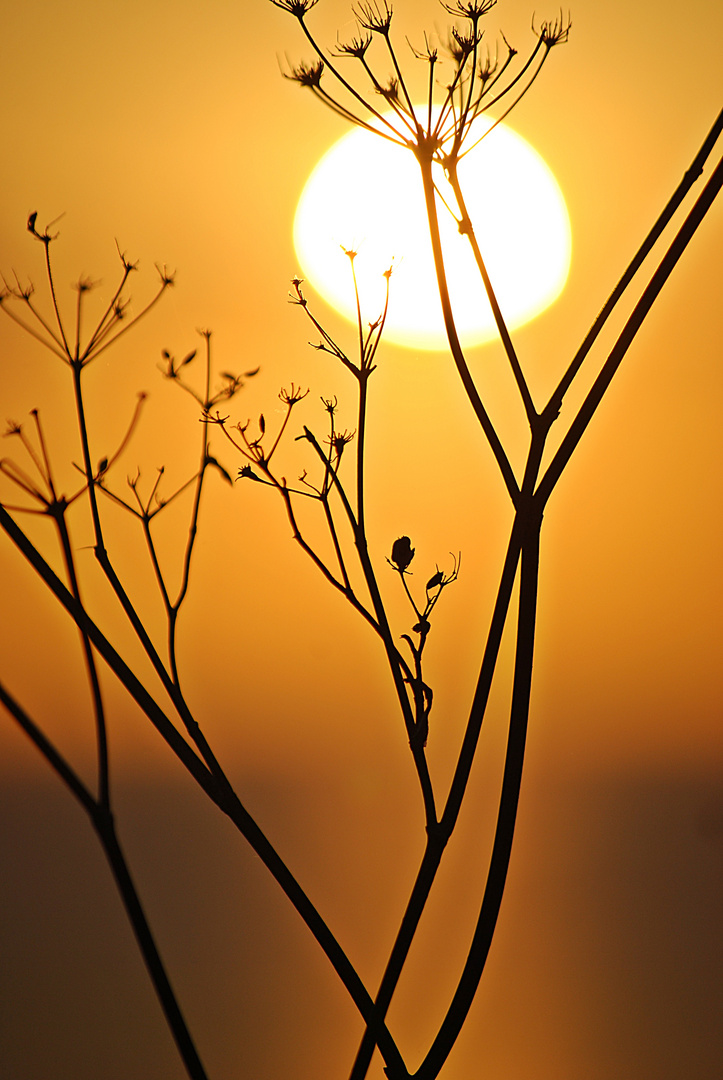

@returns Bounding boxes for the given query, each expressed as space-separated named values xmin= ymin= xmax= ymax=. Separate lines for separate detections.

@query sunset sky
xmin=1 ymin=1 xmax=722 ymax=1078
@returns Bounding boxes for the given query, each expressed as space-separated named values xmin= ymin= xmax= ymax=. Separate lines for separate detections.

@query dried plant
xmin=1 ymin=2 xmax=721 ymax=1079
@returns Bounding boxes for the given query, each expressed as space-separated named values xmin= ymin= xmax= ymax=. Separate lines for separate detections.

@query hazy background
xmin=1 ymin=1 xmax=721 ymax=1077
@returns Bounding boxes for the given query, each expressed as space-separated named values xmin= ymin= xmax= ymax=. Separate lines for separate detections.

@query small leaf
xmin=426 ymin=570 xmax=443 ymax=590
xmin=180 ymin=350 xmax=196 ymax=367
xmin=206 ymin=455 xmax=233 ymax=485
xmin=259 ymin=413 xmax=266 ymax=435
xmin=244 ymin=367 xmax=260 ymax=377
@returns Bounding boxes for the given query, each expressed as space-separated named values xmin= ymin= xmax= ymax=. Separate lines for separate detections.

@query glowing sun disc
xmin=294 ymin=113 xmax=571 ymax=351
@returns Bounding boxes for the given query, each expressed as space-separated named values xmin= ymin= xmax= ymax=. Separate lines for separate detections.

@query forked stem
xmin=416 ymin=149 xmax=519 ymax=504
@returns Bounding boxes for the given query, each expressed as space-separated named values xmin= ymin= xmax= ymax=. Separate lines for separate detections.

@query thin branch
xmin=416 ymin=520 xmax=541 ymax=1080
xmin=416 ymin=152 xmax=519 ymax=504
xmin=544 ymin=106 xmax=723 ymax=419
xmin=537 ymin=148 xmax=723 ymax=506
xmin=445 ymin=158 xmax=537 ymax=426
xmin=0 ymin=680 xmax=96 ymax=814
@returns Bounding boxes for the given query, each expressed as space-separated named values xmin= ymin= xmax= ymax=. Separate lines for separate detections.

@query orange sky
xmin=1 ymin=1 xmax=722 ymax=1078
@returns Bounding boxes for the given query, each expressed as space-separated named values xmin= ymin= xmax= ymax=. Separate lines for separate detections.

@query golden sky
xmin=0 ymin=1 xmax=721 ymax=1078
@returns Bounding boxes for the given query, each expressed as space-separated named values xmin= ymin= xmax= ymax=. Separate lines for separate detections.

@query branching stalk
xmin=417 ymin=150 xmax=520 ymax=504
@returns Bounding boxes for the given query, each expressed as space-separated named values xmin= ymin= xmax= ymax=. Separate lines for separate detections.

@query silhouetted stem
xmin=322 ymin=491 xmax=352 ymax=590
xmin=294 ymin=15 xmax=405 ymax=141
xmin=55 ymin=510 xmax=110 ymax=809
xmin=414 ymin=518 xmax=541 ymax=1080
xmin=87 ymin=280 xmax=170 ymax=363
xmin=442 ymin=432 xmax=548 ymax=835
xmin=41 ymin=236 xmax=71 ymax=356
xmin=445 ymin=159 xmax=538 ymax=427
xmin=301 ymin=428 xmax=438 ymax=828
xmin=356 ymin=372 xmax=369 ymax=537
xmin=0 ymin=683 xmax=208 ymax=1079
xmin=0 ymin=504 xmax=407 ymax=1073
xmin=0 ymin=504 xmax=218 ymax=790
xmin=72 ymin=363 xmax=104 ymax=539
xmin=546 ymin=106 xmax=723 ymax=418
xmin=349 ymin=505 xmax=530 ymax=1080
xmin=417 ymin=152 xmax=519 ymax=505
xmin=277 ymin=478 xmax=379 ymax=632
xmin=350 ymin=416 xmax=552 ymax=1079
xmin=352 ymin=508 xmax=541 ymax=1080
xmin=83 ymin=261 xmax=135 ymax=355
xmin=0 ymin=679 xmax=96 ymax=813
xmin=95 ymin=815 xmax=210 ymax=1080
xmin=70 ymin=362 xmax=225 ymax=781
xmin=538 ymin=148 xmax=723 ymax=506
xmin=348 ymin=832 xmax=443 ymax=1080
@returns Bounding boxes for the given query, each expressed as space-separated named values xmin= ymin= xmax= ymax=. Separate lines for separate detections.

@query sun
xmin=293 ymin=113 xmax=572 ymax=351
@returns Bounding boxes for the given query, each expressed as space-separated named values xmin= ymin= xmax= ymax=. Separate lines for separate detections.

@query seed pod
xmin=391 ymin=535 xmax=415 ymax=571
xmin=426 ymin=570 xmax=443 ymax=590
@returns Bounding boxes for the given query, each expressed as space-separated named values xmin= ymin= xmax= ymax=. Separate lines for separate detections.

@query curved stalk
xmin=301 ymin=426 xmax=438 ymax=828
xmin=0 ymin=502 xmax=406 ymax=1075
xmin=445 ymin=158 xmax=537 ymax=427
xmin=416 ymin=151 xmax=519 ymax=505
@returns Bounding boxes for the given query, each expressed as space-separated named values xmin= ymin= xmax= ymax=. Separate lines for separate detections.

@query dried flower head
xmin=354 ymin=0 xmax=393 ymax=35
xmin=285 ymin=59 xmax=325 ymax=88
xmin=441 ymin=0 xmax=497 ymax=23
xmin=269 ymin=0 xmax=319 ymax=17
xmin=155 ymin=263 xmax=176 ymax=287
xmin=336 ymin=28 xmax=373 ymax=58
xmin=279 ymin=384 xmax=309 ymax=406
xmin=533 ymin=10 xmax=572 ymax=48
xmin=331 ymin=429 xmax=355 ymax=455
xmin=377 ymin=76 xmax=400 ymax=103
xmin=476 ymin=46 xmax=501 ymax=85
xmin=447 ymin=25 xmax=483 ymax=66
xmin=73 ymin=276 xmax=97 ymax=294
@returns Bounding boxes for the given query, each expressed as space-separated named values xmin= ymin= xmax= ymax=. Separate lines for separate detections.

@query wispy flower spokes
xmin=269 ymin=0 xmax=319 ymax=17
xmin=533 ymin=10 xmax=572 ymax=48
xmin=335 ymin=28 xmax=373 ymax=58
xmin=441 ymin=0 xmax=497 ymax=22
xmin=284 ymin=58 xmax=325 ymax=87
xmin=354 ymin=0 xmax=394 ymax=35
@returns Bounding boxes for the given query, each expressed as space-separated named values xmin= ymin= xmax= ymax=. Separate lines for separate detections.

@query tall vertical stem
xmin=416 ymin=516 xmax=542 ymax=1080
xmin=348 ymin=514 xmax=525 ymax=1080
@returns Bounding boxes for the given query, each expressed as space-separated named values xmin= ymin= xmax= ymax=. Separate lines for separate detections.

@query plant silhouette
xmin=1 ymin=2 xmax=721 ymax=1078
